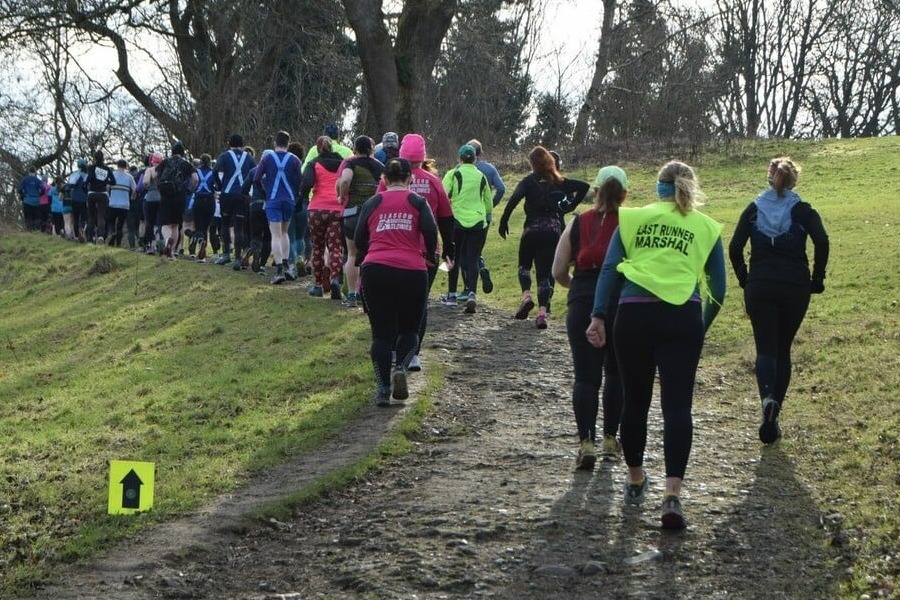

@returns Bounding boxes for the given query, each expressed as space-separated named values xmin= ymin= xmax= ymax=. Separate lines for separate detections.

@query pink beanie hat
xmin=399 ymin=133 xmax=426 ymax=162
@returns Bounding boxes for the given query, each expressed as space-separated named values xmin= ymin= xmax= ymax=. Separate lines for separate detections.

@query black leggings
xmin=566 ymin=295 xmax=622 ymax=441
xmin=106 ymin=207 xmax=128 ymax=246
xmin=86 ymin=192 xmax=109 ymax=240
xmin=447 ymin=223 xmax=487 ymax=294
xmin=249 ymin=205 xmax=272 ymax=265
xmin=220 ymin=194 xmax=248 ymax=257
xmin=744 ymin=280 xmax=810 ymax=404
xmin=70 ymin=202 xmax=87 ymax=238
xmin=614 ymin=301 xmax=704 ymax=479
xmin=361 ymin=263 xmax=428 ymax=391
xmin=192 ymin=195 xmax=215 ymax=245
xmin=518 ymin=229 xmax=559 ymax=307
xmin=416 ymin=265 xmax=439 ymax=354
xmin=143 ymin=201 xmax=161 ymax=246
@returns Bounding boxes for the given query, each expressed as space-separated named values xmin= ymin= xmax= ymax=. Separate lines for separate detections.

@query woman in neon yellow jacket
xmin=442 ymin=144 xmax=492 ymax=314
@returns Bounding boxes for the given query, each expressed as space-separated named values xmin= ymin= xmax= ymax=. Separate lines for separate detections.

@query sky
xmin=533 ymin=1 xmax=604 ymax=95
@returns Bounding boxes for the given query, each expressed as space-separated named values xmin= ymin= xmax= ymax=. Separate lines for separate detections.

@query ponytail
xmin=657 ymin=161 xmax=704 ymax=215
xmin=768 ymin=157 xmax=799 ymax=196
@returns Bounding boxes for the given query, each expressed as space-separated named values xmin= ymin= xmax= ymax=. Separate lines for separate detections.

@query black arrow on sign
xmin=120 ymin=469 xmax=143 ymax=509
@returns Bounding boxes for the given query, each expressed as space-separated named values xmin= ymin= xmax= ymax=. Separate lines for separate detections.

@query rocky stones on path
xmin=533 ymin=564 xmax=580 ymax=578
xmin=623 ymin=549 xmax=665 ymax=566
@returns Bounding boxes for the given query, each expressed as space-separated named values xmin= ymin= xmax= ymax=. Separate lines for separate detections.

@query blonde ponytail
xmin=658 ymin=161 xmax=705 ymax=215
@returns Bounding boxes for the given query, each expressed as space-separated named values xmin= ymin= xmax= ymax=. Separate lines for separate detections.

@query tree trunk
xmin=572 ymin=0 xmax=616 ymax=146
xmin=342 ymin=0 xmax=401 ymax=133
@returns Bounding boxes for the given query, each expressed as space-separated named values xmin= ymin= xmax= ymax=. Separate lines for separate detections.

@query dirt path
xmin=32 ymin=301 xmax=847 ymax=599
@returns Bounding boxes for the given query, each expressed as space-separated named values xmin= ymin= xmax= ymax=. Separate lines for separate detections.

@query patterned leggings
xmin=308 ymin=209 xmax=343 ymax=287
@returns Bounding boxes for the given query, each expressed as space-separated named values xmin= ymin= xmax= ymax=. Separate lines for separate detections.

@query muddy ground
xmin=30 ymin=299 xmax=850 ymax=599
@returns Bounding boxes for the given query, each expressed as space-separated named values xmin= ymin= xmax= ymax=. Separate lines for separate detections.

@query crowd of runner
xmin=16 ymin=129 xmax=829 ymax=531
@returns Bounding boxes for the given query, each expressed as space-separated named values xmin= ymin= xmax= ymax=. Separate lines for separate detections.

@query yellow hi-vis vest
xmin=617 ymin=201 xmax=723 ymax=305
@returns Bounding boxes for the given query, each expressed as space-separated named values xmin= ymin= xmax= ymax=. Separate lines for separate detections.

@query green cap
xmin=593 ymin=165 xmax=629 ymax=190
xmin=458 ymin=144 xmax=477 ymax=159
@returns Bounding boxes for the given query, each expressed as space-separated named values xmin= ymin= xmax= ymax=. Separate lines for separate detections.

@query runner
xmin=728 ymin=157 xmax=829 ymax=444
xmin=85 ymin=151 xmax=115 ymax=243
xmin=287 ymin=141 xmax=307 ymax=280
xmin=498 ymin=146 xmax=589 ymax=328
xmin=373 ymin=132 xmax=399 ymax=163
xmin=65 ymin=159 xmax=89 ymax=241
xmin=354 ymin=157 xmax=437 ymax=406
xmin=300 ymin=136 xmax=344 ymax=298
xmin=467 ymin=139 xmax=506 ymax=294
xmin=243 ymin=149 xmax=272 ymax=275
xmin=254 ymin=131 xmax=303 ymax=285
xmin=191 ymin=154 xmax=216 ymax=261
xmin=552 ymin=166 xmax=628 ymax=469
xmin=107 ymin=159 xmax=136 ymax=247
xmin=18 ymin=166 xmax=44 ymax=231
xmin=49 ymin=176 xmax=66 ymax=237
xmin=336 ymin=135 xmax=384 ymax=307
xmin=302 ymin=123 xmax=352 ymax=167
xmin=139 ymin=152 xmax=164 ymax=253
xmin=442 ymin=145 xmax=493 ymax=314
xmin=156 ymin=142 xmax=198 ymax=259
xmin=377 ymin=133 xmax=455 ymax=371
xmin=214 ymin=134 xmax=256 ymax=267
xmin=586 ymin=160 xmax=726 ymax=530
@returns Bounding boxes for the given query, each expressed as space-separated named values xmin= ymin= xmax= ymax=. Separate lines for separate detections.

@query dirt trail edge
xmin=33 ymin=301 xmax=847 ymax=599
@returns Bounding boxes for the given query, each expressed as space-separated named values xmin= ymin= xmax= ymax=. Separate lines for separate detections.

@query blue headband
xmin=657 ymin=181 xmax=676 ymax=198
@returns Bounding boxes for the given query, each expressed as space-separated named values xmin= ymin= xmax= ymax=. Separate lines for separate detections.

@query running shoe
xmin=408 ymin=355 xmax=422 ymax=372
xmin=231 ymin=258 xmax=242 ymax=271
xmin=601 ymin=435 xmax=621 ymax=461
xmin=214 ymin=253 xmax=231 ymax=266
xmin=391 ymin=368 xmax=409 ymax=400
xmin=197 ymin=240 xmax=207 ymax=261
xmin=342 ymin=293 xmax=358 ymax=308
xmin=515 ymin=296 xmax=535 ymax=320
xmin=575 ymin=439 xmax=596 ymax=471
xmin=373 ymin=389 xmax=391 ymax=407
xmin=164 ymin=237 xmax=175 ymax=258
xmin=759 ymin=397 xmax=782 ymax=444
xmin=271 ymin=269 xmax=286 ymax=285
xmin=457 ymin=290 xmax=471 ymax=303
xmin=308 ymin=284 xmax=324 ymax=297
xmin=464 ymin=292 xmax=477 ymax=314
xmin=535 ymin=313 xmax=548 ymax=329
xmin=623 ymin=474 xmax=649 ymax=506
xmin=330 ymin=279 xmax=343 ymax=300
xmin=441 ymin=294 xmax=458 ymax=306
xmin=480 ymin=266 xmax=494 ymax=294
xmin=661 ymin=495 xmax=687 ymax=530
xmin=285 ymin=265 xmax=297 ymax=281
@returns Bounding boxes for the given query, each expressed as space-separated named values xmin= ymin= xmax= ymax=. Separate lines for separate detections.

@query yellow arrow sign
xmin=108 ymin=460 xmax=155 ymax=515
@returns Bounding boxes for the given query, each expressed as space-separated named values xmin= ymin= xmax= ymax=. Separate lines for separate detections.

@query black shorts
xmin=220 ymin=193 xmax=248 ymax=219
xmin=159 ymin=194 xmax=186 ymax=226
xmin=342 ymin=215 xmax=359 ymax=240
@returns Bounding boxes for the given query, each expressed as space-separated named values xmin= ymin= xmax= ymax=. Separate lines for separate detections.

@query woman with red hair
xmin=499 ymin=146 xmax=589 ymax=328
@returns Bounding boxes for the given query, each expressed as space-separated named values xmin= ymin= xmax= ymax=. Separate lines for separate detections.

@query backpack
xmin=158 ymin=156 xmax=189 ymax=196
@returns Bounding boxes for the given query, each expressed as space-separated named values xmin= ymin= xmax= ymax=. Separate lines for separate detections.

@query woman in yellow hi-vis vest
xmin=586 ymin=161 xmax=726 ymax=530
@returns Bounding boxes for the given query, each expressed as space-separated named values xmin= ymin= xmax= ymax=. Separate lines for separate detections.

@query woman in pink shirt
xmin=376 ymin=133 xmax=455 ymax=372
xmin=354 ymin=158 xmax=438 ymax=406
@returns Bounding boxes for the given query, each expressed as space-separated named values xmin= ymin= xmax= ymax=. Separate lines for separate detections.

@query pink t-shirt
xmin=377 ymin=167 xmax=452 ymax=219
xmin=308 ymin=162 xmax=341 ymax=212
xmin=361 ymin=190 xmax=429 ymax=271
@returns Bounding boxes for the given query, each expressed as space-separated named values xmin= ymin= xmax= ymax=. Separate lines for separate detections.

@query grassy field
xmin=1 ymin=136 xmax=898 ymax=597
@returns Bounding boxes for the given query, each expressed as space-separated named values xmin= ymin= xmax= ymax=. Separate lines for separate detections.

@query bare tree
xmin=572 ymin=0 xmax=617 ymax=145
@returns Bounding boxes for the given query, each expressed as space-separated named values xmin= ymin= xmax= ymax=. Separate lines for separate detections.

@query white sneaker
xmin=408 ymin=355 xmax=422 ymax=372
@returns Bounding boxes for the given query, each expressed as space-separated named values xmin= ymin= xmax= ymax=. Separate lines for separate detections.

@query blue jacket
xmin=19 ymin=174 xmax=44 ymax=205
xmin=214 ymin=148 xmax=256 ymax=195
xmin=253 ymin=150 xmax=302 ymax=203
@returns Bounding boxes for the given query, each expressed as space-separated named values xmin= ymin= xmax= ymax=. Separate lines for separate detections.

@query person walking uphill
xmin=300 ymin=136 xmax=345 ymax=297
xmin=254 ymin=131 xmax=304 ymax=285
xmin=156 ymin=142 xmax=198 ymax=258
xmin=586 ymin=161 xmax=726 ymax=530
xmin=354 ymin=158 xmax=438 ymax=407
xmin=499 ymin=146 xmax=589 ymax=329
xmin=86 ymin=151 xmax=116 ymax=243
xmin=728 ymin=157 xmax=829 ymax=444
xmin=552 ymin=166 xmax=628 ymax=470
xmin=442 ymin=144 xmax=493 ymax=314
xmin=214 ymin=134 xmax=257 ymax=266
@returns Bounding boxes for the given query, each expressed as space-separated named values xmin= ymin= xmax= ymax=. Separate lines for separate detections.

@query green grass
xmin=1 ymin=136 xmax=899 ymax=598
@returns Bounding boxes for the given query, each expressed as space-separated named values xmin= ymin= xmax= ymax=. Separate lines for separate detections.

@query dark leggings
xmin=614 ymin=301 xmax=704 ymax=479
xmin=192 ymin=195 xmax=215 ymax=246
xmin=566 ymin=295 xmax=622 ymax=441
xmin=220 ymin=194 xmax=248 ymax=257
xmin=361 ymin=263 xmax=428 ymax=391
xmin=248 ymin=205 xmax=272 ymax=265
xmin=106 ymin=207 xmax=128 ymax=246
xmin=416 ymin=265 xmax=439 ymax=354
xmin=70 ymin=202 xmax=87 ymax=239
xmin=744 ymin=280 xmax=810 ymax=404
xmin=518 ymin=229 xmax=559 ymax=307
xmin=447 ymin=223 xmax=487 ymax=294
xmin=143 ymin=201 xmax=161 ymax=246
xmin=127 ymin=201 xmax=142 ymax=248
xmin=86 ymin=192 xmax=109 ymax=240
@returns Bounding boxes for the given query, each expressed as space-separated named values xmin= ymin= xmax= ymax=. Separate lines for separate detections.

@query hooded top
xmin=753 ymin=188 xmax=800 ymax=238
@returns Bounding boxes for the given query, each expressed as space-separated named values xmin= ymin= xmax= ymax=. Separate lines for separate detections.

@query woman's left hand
xmin=586 ymin=317 xmax=606 ymax=348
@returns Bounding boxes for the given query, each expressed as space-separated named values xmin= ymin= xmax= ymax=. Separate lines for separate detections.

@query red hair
xmin=528 ymin=146 xmax=562 ymax=184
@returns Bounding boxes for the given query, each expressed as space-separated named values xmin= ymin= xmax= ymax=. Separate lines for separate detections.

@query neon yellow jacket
xmin=442 ymin=163 xmax=492 ymax=229
xmin=617 ymin=202 xmax=723 ymax=305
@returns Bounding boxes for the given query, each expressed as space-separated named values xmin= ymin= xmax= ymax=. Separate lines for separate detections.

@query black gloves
xmin=811 ymin=279 xmax=825 ymax=294
xmin=498 ymin=220 xmax=509 ymax=240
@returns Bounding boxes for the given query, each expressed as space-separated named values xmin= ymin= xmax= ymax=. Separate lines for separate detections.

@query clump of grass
xmin=86 ymin=254 xmax=119 ymax=276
